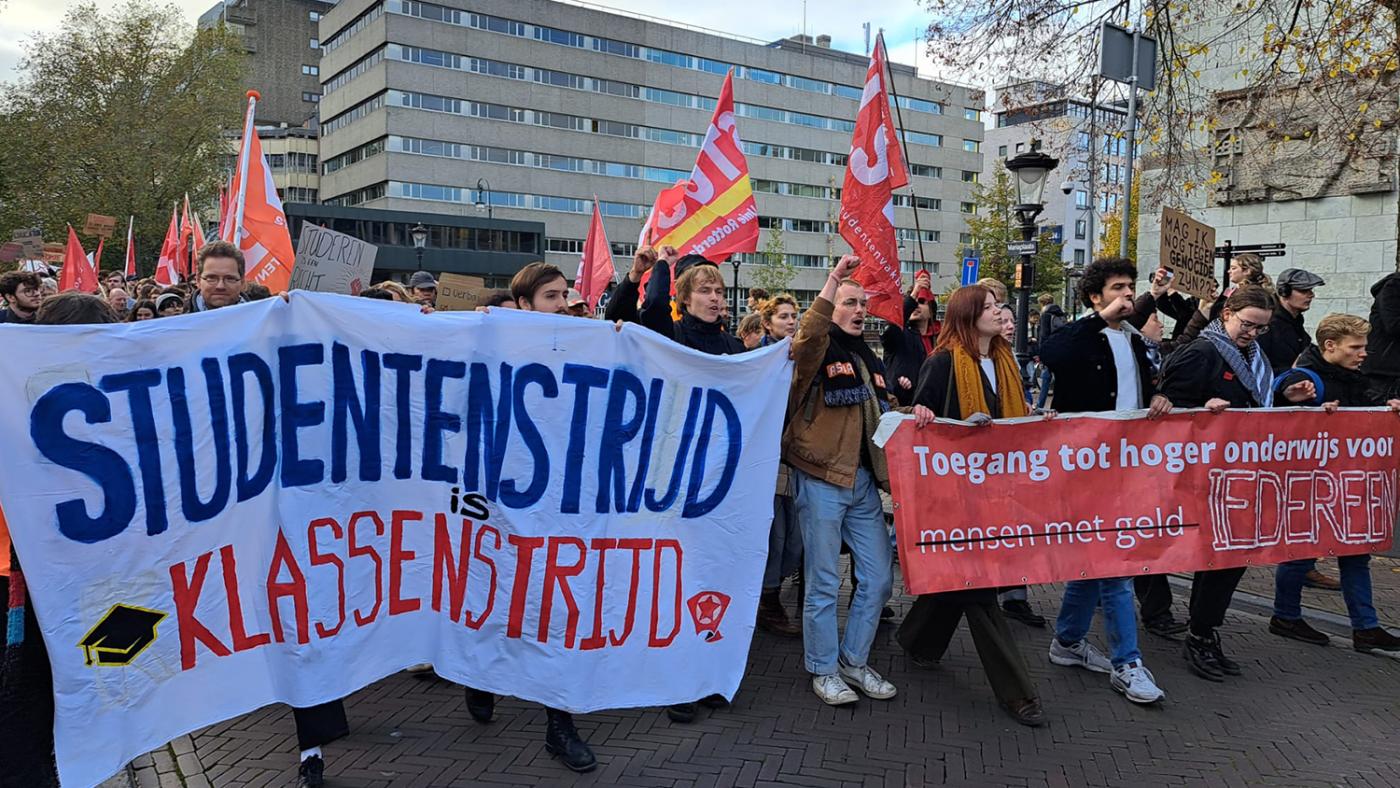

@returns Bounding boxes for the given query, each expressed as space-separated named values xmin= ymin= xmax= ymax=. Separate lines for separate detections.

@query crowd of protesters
xmin=3 ymin=239 xmax=1400 ymax=787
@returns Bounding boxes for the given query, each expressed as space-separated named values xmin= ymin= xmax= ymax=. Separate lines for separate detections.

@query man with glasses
xmin=0 ymin=271 xmax=44 ymax=323
xmin=186 ymin=241 xmax=249 ymax=312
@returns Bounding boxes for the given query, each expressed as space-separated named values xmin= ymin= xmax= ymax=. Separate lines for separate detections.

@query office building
xmin=199 ymin=0 xmax=336 ymax=127
xmin=315 ymin=0 xmax=986 ymax=301
xmin=984 ymin=81 xmax=1129 ymax=270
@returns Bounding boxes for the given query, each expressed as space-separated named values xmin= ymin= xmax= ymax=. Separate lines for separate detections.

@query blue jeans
xmin=1034 ymin=366 xmax=1053 ymax=410
xmin=793 ymin=466 xmax=893 ymax=675
xmin=764 ymin=494 xmax=803 ymax=589
xmin=1274 ymin=556 xmax=1379 ymax=630
xmin=1054 ymin=578 xmax=1142 ymax=667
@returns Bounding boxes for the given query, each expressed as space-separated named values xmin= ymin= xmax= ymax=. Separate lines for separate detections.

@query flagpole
xmin=231 ymin=90 xmax=259 ymax=248
xmin=879 ymin=34 xmax=929 ymax=274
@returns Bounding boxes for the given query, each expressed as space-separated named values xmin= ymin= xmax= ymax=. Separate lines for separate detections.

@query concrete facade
xmin=314 ymin=0 xmax=984 ymax=302
xmin=984 ymin=83 xmax=1129 ymax=272
xmin=199 ymin=0 xmax=335 ymax=128
xmin=1134 ymin=1 xmax=1398 ymax=327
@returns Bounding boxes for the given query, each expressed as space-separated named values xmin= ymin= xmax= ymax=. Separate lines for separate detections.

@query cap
xmin=674 ymin=254 xmax=717 ymax=281
xmin=566 ymin=288 xmax=586 ymax=306
xmin=78 ymin=603 xmax=167 ymax=666
xmin=408 ymin=271 xmax=438 ymax=289
xmin=154 ymin=292 xmax=183 ymax=311
xmin=913 ymin=285 xmax=936 ymax=302
xmin=1277 ymin=268 xmax=1325 ymax=291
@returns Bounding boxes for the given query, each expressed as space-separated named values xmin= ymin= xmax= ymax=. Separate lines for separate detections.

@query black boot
xmin=296 ymin=755 xmax=324 ymax=788
xmin=756 ymin=588 xmax=800 ymax=637
xmin=465 ymin=688 xmax=495 ymax=723
xmin=666 ymin=702 xmax=697 ymax=723
xmin=544 ymin=708 xmax=597 ymax=773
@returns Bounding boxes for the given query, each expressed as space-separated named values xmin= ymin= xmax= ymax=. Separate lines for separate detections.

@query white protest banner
xmin=0 ymin=294 xmax=791 ymax=787
xmin=289 ymin=224 xmax=378 ymax=295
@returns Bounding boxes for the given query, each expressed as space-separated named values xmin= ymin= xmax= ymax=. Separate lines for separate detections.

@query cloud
xmin=0 ymin=0 xmax=215 ymax=79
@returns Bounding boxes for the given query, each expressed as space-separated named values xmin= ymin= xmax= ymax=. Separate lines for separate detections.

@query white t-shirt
xmin=1102 ymin=327 xmax=1142 ymax=410
xmin=979 ymin=357 xmax=998 ymax=396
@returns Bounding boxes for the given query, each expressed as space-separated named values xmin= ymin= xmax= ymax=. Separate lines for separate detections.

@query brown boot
xmin=756 ymin=588 xmax=800 ymax=637
xmin=1304 ymin=569 xmax=1342 ymax=590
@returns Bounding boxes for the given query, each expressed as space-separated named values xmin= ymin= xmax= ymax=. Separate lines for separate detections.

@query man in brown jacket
xmin=784 ymin=255 xmax=898 ymax=706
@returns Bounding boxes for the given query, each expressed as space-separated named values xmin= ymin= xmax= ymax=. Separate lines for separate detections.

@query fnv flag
xmin=643 ymin=70 xmax=759 ymax=260
xmin=222 ymin=90 xmax=296 ymax=293
xmin=839 ymin=33 xmax=909 ymax=328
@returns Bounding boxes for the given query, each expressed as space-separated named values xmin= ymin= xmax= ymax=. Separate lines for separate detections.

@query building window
xmin=309 ymin=11 xmax=321 ymax=22
xmin=960 ymin=202 xmax=976 ymax=214
xmin=302 ymin=91 xmax=321 ymax=103
xmin=1075 ymin=190 xmax=1089 ymax=209
xmin=1074 ymin=248 xmax=1086 ymax=264
xmin=1076 ymin=131 xmax=1091 ymax=151
xmin=997 ymin=145 xmax=1007 ymax=157
xmin=1015 ymin=142 xmax=1025 ymax=152
xmin=962 ymin=139 xmax=979 ymax=153
xmin=547 ymin=238 xmax=585 ymax=254
xmin=302 ymin=64 xmax=319 ymax=76
xmin=959 ymin=232 xmax=973 ymax=245
xmin=964 ymin=108 xmax=980 ymax=121
xmin=310 ymin=38 xmax=320 ymax=49
xmin=1074 ymin=219 xmax=1086 ymax=240
xmin=961 ymin=170 xmax=978 ymax=184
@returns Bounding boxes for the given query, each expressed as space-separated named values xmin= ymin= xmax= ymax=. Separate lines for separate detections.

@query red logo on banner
xmin=686 ymin=591 xmax=731 ymax=642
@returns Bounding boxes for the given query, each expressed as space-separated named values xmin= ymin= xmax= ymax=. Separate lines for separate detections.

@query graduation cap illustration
xmin=78 ymin=604 xmax=166 ymax=667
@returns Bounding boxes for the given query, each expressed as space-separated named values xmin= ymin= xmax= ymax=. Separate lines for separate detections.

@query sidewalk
xmin=105 ymin=561 xmax=1400 ymax=788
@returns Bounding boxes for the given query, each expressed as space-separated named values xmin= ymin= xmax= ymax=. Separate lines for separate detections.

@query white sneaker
xmin=838 ymin=662 xmax=897 ymax=700
xmin=1111 ymin=660 xmax=1165 ymax=704
xmin=812 ymin=673 xmax=859 ymax=705
xmin=1048 ymin=638 xmax=1113 ymax=674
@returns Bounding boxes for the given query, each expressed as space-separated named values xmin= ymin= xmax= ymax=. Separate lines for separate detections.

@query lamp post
xmin=410 ymin=222 xmax=428 ymax=272
xmin=475 ymin=177 xmax=493 ymax=220
xmin=729 ymin=257 xmax=741 ymax=330
xmin=1003 ymin=141 xmax=1060 ymax=377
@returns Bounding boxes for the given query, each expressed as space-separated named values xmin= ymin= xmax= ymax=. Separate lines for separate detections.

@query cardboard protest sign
xmin=12 ymin=228 xmax=44 ymax=259
xmin=882 ymin=411 xmax=1397 ymax=595
xmin=1159 ymin=207 xmax=1218 ymax=300
xmin=42 ymin=242 xmax=65 ymax=264
xmin=83 ymin=213 xmax=118 ymax=239
xmin=0 ymin=242 xmax=21 ymax=263
xmin=436 ymin=272 xmax=487 ymax=311
xmin=289 ymin=224 xmax=378 ymax=295
xmin=0 ymin=295 xmax=791 ymax=786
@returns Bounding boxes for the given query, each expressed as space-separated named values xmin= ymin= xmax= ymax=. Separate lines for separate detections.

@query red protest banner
xmin=884 ymin=410 xmax=1398 ymax=596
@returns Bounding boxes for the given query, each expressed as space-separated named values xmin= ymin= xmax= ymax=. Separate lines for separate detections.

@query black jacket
xmin=881 ymin=295 xmax=931 ymax=406
xmin=0 ymin=307 xmax=34 ymax=324
xmin=912 ymin=350 xmax=1008 ymax=419
xmin=605 ymin=259 xmax=745 ymax=355
xmin=1037 ymin=304 xmax=1068 ymax=343
xmin=1257 ymin=305 xmax=1310 ymax=375
xmin=1039 ymin=311 xmax=1157 ymax=414
xmin=1363 ymin=273 xmax=1400 ymax=380
xmin=1278 ymin=344 xmax=1383 ymax=407
xmin=1159 ymin=338 xmax=1262 ymax=409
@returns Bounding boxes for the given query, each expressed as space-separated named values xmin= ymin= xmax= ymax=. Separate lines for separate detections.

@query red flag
xmin=192 ymin=209 xmax=208 ymax=251
xmin=576 ymin=198 xmax=614 ymax=311
xmin=92 ymin=238 xmax=104 ymax=278
xmin=643 ymin=70 xmax=759 ymax=261
xmin=224 ymin=90 xmax=295 ymax=292
xmin=839 ymin=33 xmax=909 ymax=327
xmin=124 ymin=216 xmax=137 ymax=278
xmin=155 ymin=206 xmax=181 ymax=285
xmin=218 ymin=180 xmax=232 ymax=241
xmin=177 ymin=195 xmax=195 ymax=279
xmin=58 ymin=226 xmax=98 ymax=293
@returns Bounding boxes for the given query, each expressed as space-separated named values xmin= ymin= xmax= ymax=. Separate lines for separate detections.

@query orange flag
xmin=58 ymin=226 xmax=98 ymax=293
xmin=155 ymin=206 xmax=181 ymax=285
xmin=124 ymin=216 xmax=137 ymax=278
xmin=575 ymin=198 xmax=614 ymax=311
xmin=224 ymin=90 xmax=295 ymax=292
xmin=178 ymin=195 xmax=196 ymax=279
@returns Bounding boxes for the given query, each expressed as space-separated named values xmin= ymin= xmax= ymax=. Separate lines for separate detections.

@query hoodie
xmin=1363 ymin=273 xmax=1400 ymax=380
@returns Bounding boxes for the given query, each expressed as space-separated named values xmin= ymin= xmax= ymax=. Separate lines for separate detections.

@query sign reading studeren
xmin=1159 ymin=207 xmax=1218 ymax=300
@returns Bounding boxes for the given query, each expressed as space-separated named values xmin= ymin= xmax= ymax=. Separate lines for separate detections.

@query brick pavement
xmin=123 ymin=563 xmax=1400 ymax=788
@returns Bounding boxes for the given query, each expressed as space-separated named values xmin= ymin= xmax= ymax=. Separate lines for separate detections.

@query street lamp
xmin=475 ymin=177 xmax=493 ymax=220
xmin=729 ymin=257 xmax=741 ymax=330
xmin=410 ymin=222 xmax=428 ymax=272
xmin=1003 ymin=140 xmax=1060 ymax=377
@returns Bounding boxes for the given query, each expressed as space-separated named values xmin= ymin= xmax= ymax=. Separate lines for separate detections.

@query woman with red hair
xmin=897 ymin=284 xmax=1045 ymax=727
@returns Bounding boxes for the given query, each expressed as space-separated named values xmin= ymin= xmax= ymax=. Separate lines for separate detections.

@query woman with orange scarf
xmin=896 ymin=284 xmax=1044 ymax=727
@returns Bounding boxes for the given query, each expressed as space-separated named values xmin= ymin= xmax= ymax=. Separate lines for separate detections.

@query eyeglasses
xmin=200 ymin=275 xmax=242 ymax=286
xmin=1234 ymin=318 xmax=1271 ymax=335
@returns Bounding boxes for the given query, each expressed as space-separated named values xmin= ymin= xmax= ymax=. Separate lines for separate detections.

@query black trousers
xmin=0 ymin=576 xmax=58 ymax=788
xmin=1134 ymin=574 xmax=1175 ymax=622
xmin=896 ymin=589 xmax=1037 ymax=706
xmin=292 ymin=700 xmax=349 ymax=752
xmin=1188 ymin=567 xmax=1249 ymax=637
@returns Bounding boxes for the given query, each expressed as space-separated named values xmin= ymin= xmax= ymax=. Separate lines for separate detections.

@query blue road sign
xmin=960 ymin=255 xmax=980 ymax=287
